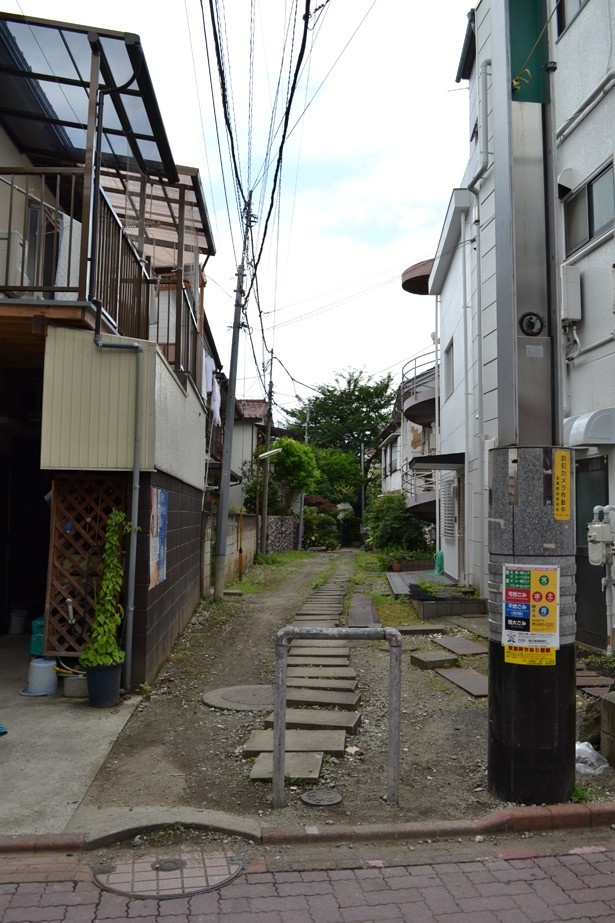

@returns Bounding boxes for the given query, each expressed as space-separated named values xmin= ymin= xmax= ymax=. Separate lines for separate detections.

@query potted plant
xmin=80 ymin=509 xmax=130 ymax=707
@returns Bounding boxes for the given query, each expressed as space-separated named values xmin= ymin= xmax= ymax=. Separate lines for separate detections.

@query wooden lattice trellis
xmin=44 ymin=476 xmax=127 ymax=657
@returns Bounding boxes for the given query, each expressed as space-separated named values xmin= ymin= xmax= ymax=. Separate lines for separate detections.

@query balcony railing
xmin=0 ymin=167 xmax=204 ymax=384
xmin=401 ymin=458 xmax=436 ymax=501
xmin=401 ymin=346 xmax=437 ymax=399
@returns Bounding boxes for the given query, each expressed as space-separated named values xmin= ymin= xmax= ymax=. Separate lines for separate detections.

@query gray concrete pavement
xmin=0 ymin=634 xmax=138 ymax=835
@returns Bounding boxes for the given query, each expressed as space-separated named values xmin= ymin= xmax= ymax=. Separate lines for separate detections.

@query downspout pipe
xmin=94 ymin=321 xmax=143 ymax=691
xmin=468 ymin=58 xmax=491 ymax=595
xmin=468 ymin=59 xmax=492 ymax=194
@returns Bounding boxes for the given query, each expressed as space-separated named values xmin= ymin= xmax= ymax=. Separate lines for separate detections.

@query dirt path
xmin=78 ymin=550 xmax=615 ymax=831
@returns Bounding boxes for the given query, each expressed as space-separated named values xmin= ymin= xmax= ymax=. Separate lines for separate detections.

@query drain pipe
xmin=467 ymin=58 xmax=491 ymax=596
xmin=94 ymin=316 xmax=143 ymax=691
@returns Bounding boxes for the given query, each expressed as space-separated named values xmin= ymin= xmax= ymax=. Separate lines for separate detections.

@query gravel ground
xmin=78 ymin=549 xmax=615 ymax=838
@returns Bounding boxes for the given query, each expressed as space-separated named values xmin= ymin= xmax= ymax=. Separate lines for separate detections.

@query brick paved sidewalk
xmin=2 ymin=845 xmax=615 ymax=922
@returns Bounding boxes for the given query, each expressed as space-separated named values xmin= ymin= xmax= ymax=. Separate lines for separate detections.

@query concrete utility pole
xmin=214 ymin=199 xmax=254 ymax=601
xmin=486 ymin=2 xmax=575 ymax=803
xmin=296 ymin=399 xmax=310 ymax=550
xmin=260 ymin=350 xmax=274 ymax=555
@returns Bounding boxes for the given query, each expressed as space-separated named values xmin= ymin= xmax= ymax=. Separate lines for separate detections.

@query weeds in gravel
xmin=570 ymin=782 xmax=598 ymax=803
xmin=372 ymin=593 xmax=420 ymax=627
xmin=227 ymin=550 xmax=315 ymax=595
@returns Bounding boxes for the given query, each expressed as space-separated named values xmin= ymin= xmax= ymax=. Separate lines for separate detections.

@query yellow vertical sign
xmin=553 ymin=449 xmax=571 ymax=521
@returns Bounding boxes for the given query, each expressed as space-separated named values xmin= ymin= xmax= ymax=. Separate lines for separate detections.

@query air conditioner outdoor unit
xmin=0 ymin=231 xmax=29 ymax=287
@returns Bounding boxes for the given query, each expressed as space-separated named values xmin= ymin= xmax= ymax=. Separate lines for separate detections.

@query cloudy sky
xmin=6 ymin=0 xmax=471 ymax=421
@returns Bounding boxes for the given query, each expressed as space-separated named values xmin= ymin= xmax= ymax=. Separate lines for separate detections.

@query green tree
xmin=285 ymin=370 xmax=395 ymax=469
xmin=268 ymin=437 xmax=319 ymax=514
xmin=363 ymin=493 xmax=428 ymax=551
xmin=313 ymin=446 xmax=363 ymax=506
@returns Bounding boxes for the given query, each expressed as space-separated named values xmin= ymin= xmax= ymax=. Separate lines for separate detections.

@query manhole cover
xmin=301 ymin=788 xmax=343 ymax=806
xmin=93 ymin=849 xmax=242 ymax=900
xmin=201 ymin=684 xmax=274 ymax=711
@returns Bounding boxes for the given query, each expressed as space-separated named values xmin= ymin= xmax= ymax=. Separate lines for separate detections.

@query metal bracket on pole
xmin=272 ymin=625 xmax=402 ymax=808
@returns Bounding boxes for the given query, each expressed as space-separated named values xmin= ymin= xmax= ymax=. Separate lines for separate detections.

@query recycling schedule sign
xmin=502 ymin=564 xmax=560 ymax=666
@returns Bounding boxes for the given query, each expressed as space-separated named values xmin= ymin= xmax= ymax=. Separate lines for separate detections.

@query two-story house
xmin=0 ymin=12 xmax=221 ymax=687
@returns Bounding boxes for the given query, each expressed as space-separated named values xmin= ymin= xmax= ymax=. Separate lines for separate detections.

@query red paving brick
xmin=1 ymin=847 xmax=615 ymax=921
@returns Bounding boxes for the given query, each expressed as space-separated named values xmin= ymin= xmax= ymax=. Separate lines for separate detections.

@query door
xmin=576 ymin=455 xmax=608 ymax=648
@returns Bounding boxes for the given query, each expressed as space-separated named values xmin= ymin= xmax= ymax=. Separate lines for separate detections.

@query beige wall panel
xmin=41 ymin=328 xmax=155 ymax=470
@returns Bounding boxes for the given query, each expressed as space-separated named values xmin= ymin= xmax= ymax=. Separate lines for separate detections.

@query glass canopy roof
xmin=0 ymin=13 xmax=215 ymax=260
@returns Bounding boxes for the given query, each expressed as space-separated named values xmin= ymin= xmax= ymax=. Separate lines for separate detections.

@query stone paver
xmin=285 ymin=687 xmax=360 ymax=710
xmin=435 ymin=636 xmax=488 ymax=656
xmin=242 ymin=729 xmax=346 ymax=757
xmin=286 ymin=676 xmax=358 ymax=691
xmin=287 ymin=666 xmax=356 ymax=679
xmin=264 ymin=707 xmax=361 ymax=733
xmin=287 ymin=656 xmax=350 ymax=667
xmin=410 ymin=650 xmax=459 ymax=670
xmin=250 ymin=751 xmax=323 ymax=780
xmin=434 ymin=666 xmax=489 ymax=697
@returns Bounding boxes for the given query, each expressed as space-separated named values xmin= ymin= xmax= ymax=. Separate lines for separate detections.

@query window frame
xmin=443 ymin=339 xmax=454 ymax=401
xmin=564 ymin=164 xmax=615 ymax=257
xmin=557 ymin=0 xmax=588 ymax=36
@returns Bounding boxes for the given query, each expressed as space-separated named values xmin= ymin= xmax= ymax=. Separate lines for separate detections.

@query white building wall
xmin=155 ymin=352 xmax=207 ymax=491
xmin=554 ymin=0 xmax=615 ymax=501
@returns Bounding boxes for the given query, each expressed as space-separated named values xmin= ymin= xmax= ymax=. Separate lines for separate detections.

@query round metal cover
xmin=300 ymin=788 xmax=343 ymax=806
xmin=93 ymin=848 xmax=243 ymax=899
xmin=201 ymin=684 xmax=274 ymax=711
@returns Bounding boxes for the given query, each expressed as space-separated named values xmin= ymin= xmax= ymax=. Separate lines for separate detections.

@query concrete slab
xmin=287 ymin=646 xmax=350 ymax=658
xmin=293 ymin=615 xmax=341 ymax=621
xmin=444 ymin=615 xmax=490 ymax=639
xmin=584 ymin=686 xmax=611 ymax=699
xmin=577 ymin=674 xmax=614 ymax=688
xmin=435 ymin=637 xmax=488 ymax=656
xmin=410 ymin=650 xmax=459 ymax=670
xmin=0 ymin=635 xmax=139 ymax=836
xmin=264 ymin=708 xmax=361 ymax=733
xmin=286 ymin=676 xmax=358 ymax=692
xmin=250 ymin=751 xmax=323 ymax=781
xmin=287 ymin=666 xmax=356 ymax=679
xmin=296 ymin=610 xmax=342 ymax=617
xmin=348 ymin=594 xmax=378 ymax=626
xmin=242 ymin=728 xmax=346 ymax=757
xmin=290 ymin=640 xmax=349 ymax=648
xmin=387 ymin=573 xmax=411 ymax=598
xmin=434 ymin=667 xmax=489 ymax=697
xmin=286 ymin=688 xmax=360 ymax=710
xmin=287 ymin=656 xmax=349 ymax=667
xmin=397 ymin=623 xmax=450 ymax=635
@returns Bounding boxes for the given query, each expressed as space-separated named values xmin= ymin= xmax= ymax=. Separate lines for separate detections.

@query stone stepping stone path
xmin=263 ymin=707 xmax=361 ymax=733
xmin=250 ymin=751 xmax=323 ymax=781
xmin=435 ymin=636 xmax=487 ymax=656
xmin=286 ymin=676 xmax=357 ymax=691
xmin=434 ymin=666 xmax=489 ymax=697
xmin=243 ymin=729 xmax=346 ymax=757
xmin=244 ymin=570 xmax=364 ymax=782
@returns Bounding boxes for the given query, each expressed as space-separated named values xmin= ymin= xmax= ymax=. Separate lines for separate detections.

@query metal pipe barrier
xmin=273 ymin=625 xmax=403 ymax=809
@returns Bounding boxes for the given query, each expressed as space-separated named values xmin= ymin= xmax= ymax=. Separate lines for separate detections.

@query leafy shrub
xmin=364 ymin=493 xmax=429 ymax=551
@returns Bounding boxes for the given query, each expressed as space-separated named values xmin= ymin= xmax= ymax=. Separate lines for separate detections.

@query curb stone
xmin=1 ymin=802 xmax=614 ymax=855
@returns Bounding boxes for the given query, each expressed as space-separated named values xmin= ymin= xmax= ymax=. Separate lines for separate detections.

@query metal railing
xmin=401 ymin=459 xmax=436 ymax=501
xmin=401 ymin=346 xmax=437 ymax=399
xmin=273 ymin=625 xmax=403 ymax=808
xmin=0 ymin=167 xmax=204 ymax=383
